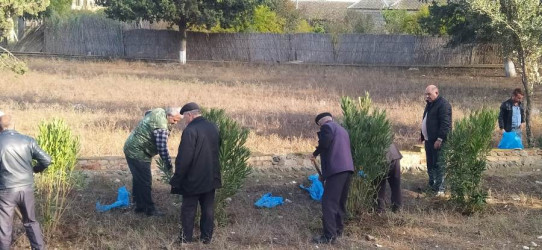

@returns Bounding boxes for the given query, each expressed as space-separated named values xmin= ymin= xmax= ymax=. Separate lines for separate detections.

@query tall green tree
xmin=1 ymin=0 xmax=49 ymax=39
xmin=98 ymin=0 xmax=254 ymax=64
xmin=41 ymin=0 xmax=72 ymax=17
xmin=258 ymin=0 xmax=303 ymax=33
xmin=1 ymin=0 xmax=48 ymax=74
xmin=465 ymin=0 xmax=542 ymax=146
xmin=419 ymin=1 xmax=495 ymax=45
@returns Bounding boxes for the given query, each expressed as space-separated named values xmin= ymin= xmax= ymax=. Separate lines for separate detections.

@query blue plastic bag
xmin=96 ymin=186 xmax=130 ymax=212
xmin=358 ymin=170 xmax=367 ymax=178
xmin=498 ymin=131 xmax=523 ymax=149
xmin=299 ymin=174 xmax=323 ymax=201
xmin=254 ymin=193 xmax=284 ymax=208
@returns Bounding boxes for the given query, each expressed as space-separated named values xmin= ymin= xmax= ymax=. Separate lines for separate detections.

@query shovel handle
xmin=311 ymin=158 xmax=323 ymax=177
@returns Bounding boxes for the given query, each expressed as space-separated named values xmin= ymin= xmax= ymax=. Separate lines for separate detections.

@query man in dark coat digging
xmin=311 ymin=112 xmax=355 ymax=244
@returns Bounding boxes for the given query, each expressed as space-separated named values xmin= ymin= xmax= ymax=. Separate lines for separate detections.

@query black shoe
xmin=312 ymin=235 xmax=335 ymax=244
xmin=391 ymin=204 xmax=401 ymax=213
xmin=179 ymin=236 xmax=193 ymax=244
xmin=134 ymin=207 xmax=145 ymax=213
xmin=201 ymin=238 xmax=212 ymax=244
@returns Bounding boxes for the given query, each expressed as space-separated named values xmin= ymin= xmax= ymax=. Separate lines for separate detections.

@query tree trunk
xmin=518 ymin=49 xmax=539 ymax=147
xmin=6 ymin=17 xmax=17 ymax=44
xmin=504 ymin=57 xmax=517 ymax=78
xmin=179 ymin=22 xmax=187 ymax=64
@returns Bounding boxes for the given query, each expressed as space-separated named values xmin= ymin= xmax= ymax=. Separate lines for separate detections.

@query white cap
xmin=0 ymin=111 xmax=4 ymax=117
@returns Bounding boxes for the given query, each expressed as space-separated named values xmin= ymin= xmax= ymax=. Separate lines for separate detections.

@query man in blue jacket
xmin=311 ymin=112 xmax=354 ymax=244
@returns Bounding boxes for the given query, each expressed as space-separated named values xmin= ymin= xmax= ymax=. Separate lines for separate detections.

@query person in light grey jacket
xmin=0 ymin=114 xmax=51 ymax=250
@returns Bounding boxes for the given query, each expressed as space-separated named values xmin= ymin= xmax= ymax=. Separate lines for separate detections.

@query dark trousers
xmin=425 ymin=140 xmax=445 ymax=192
xmin=181 ymin=190 xmax=216 ymax=242
xmin=322 ymin=171 xmax=352 ymax=240
xmin=0 ymin=187 xmax=45 ymax=250
xmin=376 ymin=159 xmax=402 ymax=212
xmin=125 ymin=156 xmax=155 ymax=213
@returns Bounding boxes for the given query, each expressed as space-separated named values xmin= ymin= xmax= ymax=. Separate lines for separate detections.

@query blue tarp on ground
xmin=96 ymin=186 xmax=130 ymax=212
xmin=498 ymin=131 xmax=523 ymax=149
xmin=254 ymin=193 xmax=284 ymax=208
xmin=299 ymin=174 xmax=323 ymax=201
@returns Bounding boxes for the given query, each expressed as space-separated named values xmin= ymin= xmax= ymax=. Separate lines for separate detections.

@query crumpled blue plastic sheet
xmin=299 ymin=174 xmax=323 ymax=201
xmin=498 ymin=131 xmax=523 ymax=149
xmin=96 ymin=186 xmax=130 ymax=212
xmin=358 ymin=170 xmax=367 ymax=178
xmin=254 ymin=193 xmax=284 ymax=208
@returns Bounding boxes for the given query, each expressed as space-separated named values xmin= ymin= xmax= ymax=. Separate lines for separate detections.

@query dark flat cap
xmin=315 ymin=112 xmax=332 ymax=125
xmin=180 ymin=102 xmax=200 ymax=115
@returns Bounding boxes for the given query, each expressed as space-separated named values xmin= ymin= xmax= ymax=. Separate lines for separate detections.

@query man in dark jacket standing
xmin=498 ymin=88 xmax=525 ymax=137
xmin=421 ymin=85 xmax=452 ymax=195
xmin=0 ymin=115 xmax=52 ymax=250
xmin=170 ymin=102 xmax=221 ymax=244
xmin=311 ymin=112 xmax=354 ymax=244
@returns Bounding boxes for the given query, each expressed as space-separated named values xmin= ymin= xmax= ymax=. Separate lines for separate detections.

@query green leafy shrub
xmin=246 ymin=5 xmax=285 ymax=33
xmin=341 ymin=94 xmax=393 ymax=214
xmin=156 ymin=157 xmax=173 ymax=184
xmin=203 ymin=108 xmax=252 ymax=225
xmin=443 ymin=108 xmax=497 ymax=214
xmin=0 ymin=47 xmax=28 ymax=75
xmin=383 ymin=6 xmax=429 ymax=35
xmin=35 ymin=119 xmax=80 ymax=239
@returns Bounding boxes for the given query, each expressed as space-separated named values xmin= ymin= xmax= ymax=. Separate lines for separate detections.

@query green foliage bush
xmin=443 ymin=109 xmax=497 ymax=214
xmin=315 ymin=11 xmax=375 ymax=34
xmin=341 ymin=94 xmax=393 ymax=214
xmin=383 ymin=6 xmax=429 ymax=35
xmin=246 ymin=5 xmax=285 ymax=33
xmin=35 ymin=119 xmax=80 ymax=239
xmin=203 ymin=108 xmax=251 ymax=225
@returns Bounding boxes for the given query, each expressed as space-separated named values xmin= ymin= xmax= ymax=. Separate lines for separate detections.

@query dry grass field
xmin=2 ymin=58 xmax=542 ymax=249
xmin=9 ymin=168 xmax=542 ymax=249
xmin=2 ymin=57 xmax=540 ymax=156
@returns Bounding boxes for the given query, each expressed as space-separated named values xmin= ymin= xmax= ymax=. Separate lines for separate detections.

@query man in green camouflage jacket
xmin=124 ymin=107 xmax=182 ymax=216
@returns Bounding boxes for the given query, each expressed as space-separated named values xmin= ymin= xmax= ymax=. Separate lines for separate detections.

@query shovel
xmin=311 ymin=158 xmax=323 ymax=177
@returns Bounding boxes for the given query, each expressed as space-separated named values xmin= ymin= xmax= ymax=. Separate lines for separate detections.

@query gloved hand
xmin=33 ymin=165 xmax=47 ymax=173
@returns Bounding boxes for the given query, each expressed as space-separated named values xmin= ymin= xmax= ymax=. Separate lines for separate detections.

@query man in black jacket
xmin=420 ymin=85 xmax=452 ymax=195
xmin=170 ymin=102 xmax=221 ymax=244
xmin=0 ymin=115 xmax=51 ymax=250
xmin=498 ymin=88 xmax=525 ymax=137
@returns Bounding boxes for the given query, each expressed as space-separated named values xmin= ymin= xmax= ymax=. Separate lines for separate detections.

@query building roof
xmin=347 ymin=0 xmax=426 ymax=10
xmin=297 ymin=1 xmax=353 ymax=21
